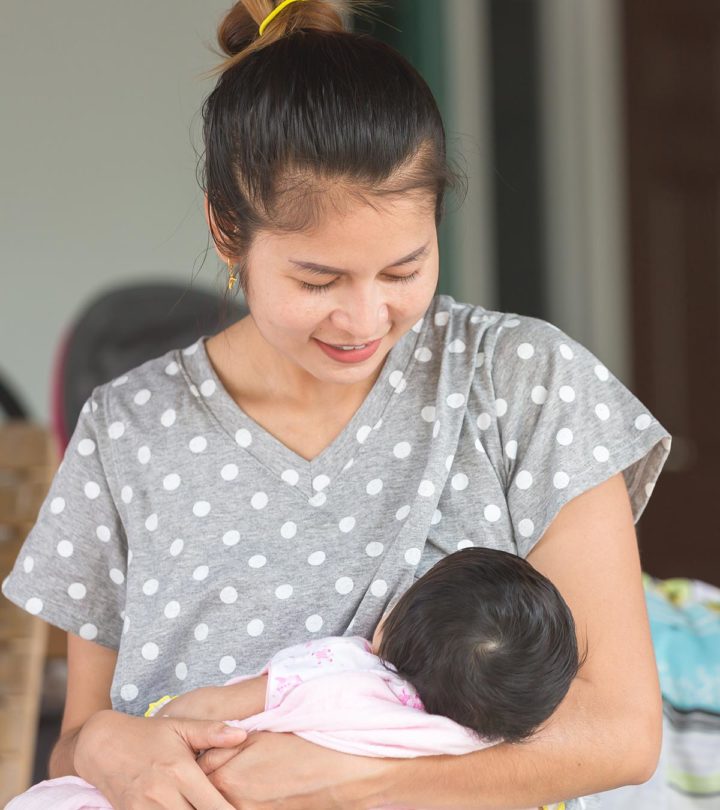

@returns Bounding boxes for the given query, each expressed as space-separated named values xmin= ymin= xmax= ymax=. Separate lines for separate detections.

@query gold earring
xmin=227 ymin=259 xmax=238 ymax=292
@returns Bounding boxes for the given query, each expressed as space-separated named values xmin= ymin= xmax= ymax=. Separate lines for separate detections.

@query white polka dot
xmin=518 ymin=519 xmax=535 ymax=538
xmin=418 ymin=480 xmax=435 ymax=497
xmin=175 ymin=662 xmax=188 ymax=680
xmin=79 ymin=623 xmax=98 ymax=640
xmin=235 ymin=429 xmax=252 ymax=447
xmin=374 ymin=419 xmax=383 ymax=430
xmin=305 ymin=615 xmax=323 ymax=633
xmin=108 ymin=422 xmax=125 ymax=439
xmin=25 ymin=597 xmax=43 ymax=615
xmin=247 ymin=619 xmax=264 ymax=637
xmin=452 ymin=473 xmax=469 ymax=491
xmin=475 ymin=438 xmax=486 ymax=454
xmin=476 ymin=413 xmax=491 ymax=430
xmin=123 ymin=615 xmax=130 ymax=634
xmin=22 ymin=556 xmax=34 ymax=573
xmin=556 ymin=428 xmax=574 ymax=446
xmin=50 ymin=497 xmax=65 ymax=515
xmin=515 ymin=470 xmax=533 ymax=490
xmin=421 ymin=406 xmax=436 ymax=424
xmin=91 ymin=400 xmax=98 ymax=412
xmin=165 ymin=361 xmax=179 ymax=376
xmin=662 ymin=436 xmax=672 ymax=451
xmin=559 ymin=343 xmax=574 ymax=360
xmin=221 ymin=464 xmax=238 ymax=481
xmin=250 ymin=492 xmax=268 ymax=509
xmin=593 ymin=446 xmax=610 ymax=462
xmin=95 ymin=525 xmax=111 ymax=543
xmin=281 ymin=521 xmax=297 ymax=539
xmin=223 ymin=530 xmax=240 ymax=546
xmin=84 ymin=482 xmax=100 ymax=499
xmin=169 ymin=538 xmax=184 ymax=556
xmin=559 ymin=386 xmax=576 ymax=403
xmin=365 ymin=542 xmax=384 ymax=557
xmin=120 ymin=684 xmax=138 ymax=701
xmin=335 ymin=577 xmax=354 ymax=595
xmin=145 ymin=513 xmax=159 ymax=531
xmin=595 ymin=364 xmax=609 ymax=381
xmin=393 ymin=441 xmax=412 ymax=459
xmin=505 ymin=318 xmax=521 ymax=328
xmin=120 ymin=486 xmax=133 ymax=506
xmin=595 ymin=403 xmax=610 ymax=421
xmin=312 ymin=474 xmax=330 ymax=491
xmin=504 ymin=440 xmax=518 ymax=460
xmin=193 ymin=501 xmax=211 ymax=517
xmin=190 ymin=566 xmax=209 ymax=582
xmin=134 ymin=389 xmax=151 ymax=406
xmin=308 ymin=551 xmax=326 ymax=566
xmin=415 ymin=347 xmax=432 ymax=362
xmin=553 ymin=471 xmax=570 ymax=489
xmin=448 ymin=339 xmax=466 ymax=353
xmin=189 ymin=384 xmax=199 ymax=398
xmin=308 ymin=492 xmax=327 ymax=507
xmin=143 ymin=578 xmax=159 ymax=595
xmin=220 ymin=585 xmax=237 ymax=605
xmin=183 ymin=342 xmax=199 ymax=356
xmin=142 ymin=643 xmax=159 ymax=661
xmin=531 ymin=386 xmax=548 ymax=405
xmin=77 ymin=439 xmax=96 ymax=456
xmin=163 ymin=474 xmax=181 ymax=492
xmin=431 ymin=508 xmax=442 ymax=525
xmin=457 ymin=539 xmax=474 ymax=550
xmin=395 ymin=505 xmax=411 ymax=521
xmin=405 ymin=548 xmax=421 ymax=565
xmin=282 ymin=469 xmax=299 ymax=485
xmin=635 ymin=414 xmax=652 ymax=431
xmin=137 ymin=446 xmax=151 ymax=464
xmin=112 ymin=375 xmax=128 ymax=388
xmin=275 ymin=584 xmax=293 ymax=599
xmin=194 ymin=623 xmax=209 ymax=641
xmin=200 ymin=380 xmax=216 ymax=397
xmin=57 ymin=540 xmax=74 ymax=558
xmin=68 ymin=582 xmax=86 ymax=600
xmin=447 ymin=393 xmax=465 ymax=409
xmin=356 ymin=425 xmax=372 ymax=443
xmin=219 ymin=656 xmax=236 ymax=675
xmin=484 ymin=504 xmax=501 ymax=522
xmin=338 ymin=516 xmax=355 ymax=533
xmin=434 ymin=311 xmax=450 ymax=326
xmin=164 ymin=601 xmax=180 ymax=618
xmin=161 ymin=409 xmax=176 ymax=427
xmin=495 ymin=399 xmax=508 ymax=417
xmin=189 ymin=436 xmax=208 ymax=453
xmin=389 ymin=370 xmax=405 ymax=390
xmin=517 ymin=343 xmax=534 ymax=360
xmin=366 ymin=478 xmax=383 ymax=495
xmin=248 ymin=555 xmax=266 ymax=569
xmin=645 ymin=482 xmax=655 ymax=497
xmin=412 ymin=317 xmax=424 ymax=332
xmin=109 ymin=568 xmax=125 ymax=584
xmin=370 ymin=580 xmax=388 ymax=597
xmin=477 ymin=351 xmax=486 ymax=367
xmin=433 ymin=420 xmax=441 ymax=438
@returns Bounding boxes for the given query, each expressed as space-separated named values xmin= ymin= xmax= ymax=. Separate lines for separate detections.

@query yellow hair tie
xmin=144 ymin=694 xmax=178 ymax=718
xmin=259 ymin=0 xmax=308 ymax=37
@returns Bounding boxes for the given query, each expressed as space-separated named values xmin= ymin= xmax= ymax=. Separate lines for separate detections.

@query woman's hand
xmin=74 ymin=708 xmax=249 ymax=809
xmin=199 ymin=730 xmax=399 ymax=809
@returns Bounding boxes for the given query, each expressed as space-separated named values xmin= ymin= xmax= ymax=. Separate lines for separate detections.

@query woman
xmin=2 ymin=1 xmax=671 ymax=808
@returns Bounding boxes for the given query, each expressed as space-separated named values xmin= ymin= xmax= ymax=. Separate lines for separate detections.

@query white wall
xmin=1 ymin=1 xmax=232 ymax=422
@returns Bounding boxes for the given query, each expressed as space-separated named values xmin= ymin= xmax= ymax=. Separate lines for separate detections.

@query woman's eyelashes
xmin=299 ymin=270 xmax=421 ymax=294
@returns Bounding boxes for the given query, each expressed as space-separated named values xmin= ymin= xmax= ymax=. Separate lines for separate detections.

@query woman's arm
xmin=376 ymin=471 xmax=662 ymax=809
xmin=200 ymin=472 xmax=661 ymax=810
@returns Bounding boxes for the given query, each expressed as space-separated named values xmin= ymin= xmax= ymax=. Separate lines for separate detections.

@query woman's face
xmin=238 ymin=193 xmax=439 ymax=390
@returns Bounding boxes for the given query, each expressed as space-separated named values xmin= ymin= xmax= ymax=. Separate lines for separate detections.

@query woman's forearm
xmin=48 ymin=726 xmax=82 ymax=778
xmin=375 ymin=676 xmax=660 ymax=810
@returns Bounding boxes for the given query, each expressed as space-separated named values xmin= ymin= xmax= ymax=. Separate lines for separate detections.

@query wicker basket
xmin=0 ymin=423 xmax=57 ymax=805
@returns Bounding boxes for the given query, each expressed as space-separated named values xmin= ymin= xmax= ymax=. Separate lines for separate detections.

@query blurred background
xmin=1 ymin=0 xmax=718 ymax=805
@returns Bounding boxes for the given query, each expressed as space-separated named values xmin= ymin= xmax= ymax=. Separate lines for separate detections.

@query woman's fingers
xmin=196 ymin=745 xmax=242 ymax=775
xmin=171 ymin=718 xmax=248 ymax=753
xmin=180 ymin=762 xmax=241 ymax=810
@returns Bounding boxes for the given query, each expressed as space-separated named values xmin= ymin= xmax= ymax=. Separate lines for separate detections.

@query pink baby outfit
xmin=6 ymin=636 xmax=525 ymax=810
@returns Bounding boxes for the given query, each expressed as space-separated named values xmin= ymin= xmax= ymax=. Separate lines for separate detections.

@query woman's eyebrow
xmin=288 ymin=242 xmax=430 ymax=277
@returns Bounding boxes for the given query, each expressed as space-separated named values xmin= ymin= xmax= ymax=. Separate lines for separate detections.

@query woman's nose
xmin=331 ymin=287 xmax=389 ymax=340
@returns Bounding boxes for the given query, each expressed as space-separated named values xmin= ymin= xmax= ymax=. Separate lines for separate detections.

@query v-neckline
xmin=179 ymin=315 xmax=427 ymax=498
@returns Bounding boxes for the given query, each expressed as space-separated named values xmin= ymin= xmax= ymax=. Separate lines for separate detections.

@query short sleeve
xmin=488 ymin=315 xmax=672 ymax=557
xmin=1 ymin=392 xmax=128 ymax=648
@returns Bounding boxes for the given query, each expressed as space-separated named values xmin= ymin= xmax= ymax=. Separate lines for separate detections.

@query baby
xmin=9 ymin=548 xmax=583 ymax=810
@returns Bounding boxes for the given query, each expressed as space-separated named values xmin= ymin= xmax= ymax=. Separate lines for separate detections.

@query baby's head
xmin=373 ymin=547 xmax=585 ymax=744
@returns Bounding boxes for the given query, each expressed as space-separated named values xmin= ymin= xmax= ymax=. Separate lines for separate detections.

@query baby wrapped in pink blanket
xmin=7 ymin=548 xmax=581 ymax=810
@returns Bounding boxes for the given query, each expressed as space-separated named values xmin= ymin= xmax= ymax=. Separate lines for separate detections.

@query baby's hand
xmin=160 ymin=686 xmax=229 ymax=720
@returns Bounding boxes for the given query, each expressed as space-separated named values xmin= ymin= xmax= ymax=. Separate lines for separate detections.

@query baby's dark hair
xmin=376 ymin=547 xmax=586 ymax=744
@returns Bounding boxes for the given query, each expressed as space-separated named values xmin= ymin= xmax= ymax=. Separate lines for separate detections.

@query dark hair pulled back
xmin=199 ymin=0 xmax=466 ymax=296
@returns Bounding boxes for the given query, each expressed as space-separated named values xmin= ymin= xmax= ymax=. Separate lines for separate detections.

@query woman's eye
xmin=300 ymin=271 xmax=420 ymax=294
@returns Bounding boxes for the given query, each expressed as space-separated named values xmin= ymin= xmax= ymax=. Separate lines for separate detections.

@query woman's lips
xmin=314 ymin=337 xmax=383 ymax=363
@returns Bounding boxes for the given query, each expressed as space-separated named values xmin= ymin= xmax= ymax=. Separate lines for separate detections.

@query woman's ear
xmin=204 ymin=194 xmax=230 ymax=264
